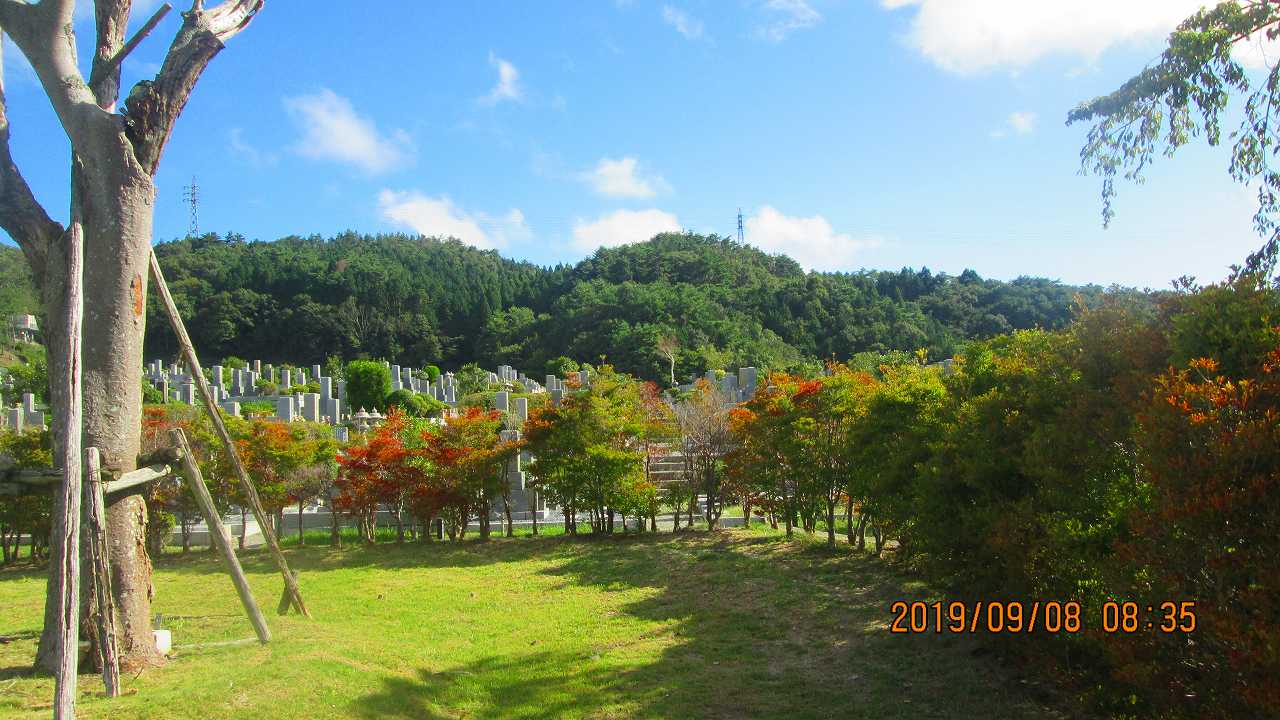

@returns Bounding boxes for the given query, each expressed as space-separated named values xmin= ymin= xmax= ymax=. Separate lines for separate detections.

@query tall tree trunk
xmin=329 ymin=506 xmax=341 ymax=547
xmin=81 ymin=159 xmax=158 ymax=671
xmin=503 ymin=496 xmax=513 ymax=538
xmin=0 ymin=0 xmax=279 ymax=676
xmin=845 ymin=496 xmax=855 ymax=546
xmin=826 ymin=498 xmax=836 ymax=547
xmin=297 ymin=500 xmax=305 ymax=546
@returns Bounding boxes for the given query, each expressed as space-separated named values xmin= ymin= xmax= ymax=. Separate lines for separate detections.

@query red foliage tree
xmin=1112 ymin=347 xmax=1280 ymax=718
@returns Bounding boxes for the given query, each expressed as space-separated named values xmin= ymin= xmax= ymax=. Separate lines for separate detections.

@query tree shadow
xmin=152 ymin=532 xmax=581 ymax=578
xmin=352 ymin=531 xmax=1065 ymax=720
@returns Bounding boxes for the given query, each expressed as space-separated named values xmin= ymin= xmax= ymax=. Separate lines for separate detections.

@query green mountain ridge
xmin=2 ymin=233 xmax=1129 ymax=382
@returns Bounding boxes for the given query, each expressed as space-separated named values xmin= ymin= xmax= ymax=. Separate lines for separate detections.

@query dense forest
xmin=2 ymin=232 xmax=1126 ymax=382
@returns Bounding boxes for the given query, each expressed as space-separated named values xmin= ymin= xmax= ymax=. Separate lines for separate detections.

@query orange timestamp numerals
xmin=889 ymin=600 xmax=1082 ymax=634
xmin=889 ymin=600 xmax=1198 ymax=634
xmin=1100 ymin=600 xmax=1197 ymax=633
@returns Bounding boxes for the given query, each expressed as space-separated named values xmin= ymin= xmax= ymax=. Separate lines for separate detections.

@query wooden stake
xmin=84 ymin=447 xmax=121 ymax=697
xmin=170 ymin=428 xmax=271 ymax=644
xmin=52 ymin=196 xmax=84 ymax=720
xmin=148 ymin=251 xmax=310 ymax=617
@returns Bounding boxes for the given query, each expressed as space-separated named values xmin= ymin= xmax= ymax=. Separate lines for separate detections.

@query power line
xmin=182 ymin=176 xmax=200 ymax=237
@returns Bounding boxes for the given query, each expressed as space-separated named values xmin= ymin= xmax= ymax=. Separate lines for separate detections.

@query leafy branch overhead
xmin=1069 ymin=1 xmax=1280 ymax=276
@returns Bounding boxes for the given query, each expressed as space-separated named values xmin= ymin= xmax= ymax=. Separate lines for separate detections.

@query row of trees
xmin=334 ymin=408 xmax=520 ymax=542
xmin=332 ymin=365 xmax=741 ymax=542
xmin=724 ymin=273 xmax=1280 ymax=720
xmin=138 ymin=405 xmax=338 ymax=554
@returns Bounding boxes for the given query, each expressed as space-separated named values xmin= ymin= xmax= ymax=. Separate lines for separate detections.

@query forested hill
xmin=5 ymin=232 xmax=1120 ymax=382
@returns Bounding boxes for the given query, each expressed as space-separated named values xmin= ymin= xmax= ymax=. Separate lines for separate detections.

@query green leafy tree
xmin=455 ymin=362 xmax=492 ymax=396
xmin=346 ymin=360 xmax=392 ymax=412
xmin=323 ymin=354 xmax=345 ymax=380
xmin=1069 ymin=2 xmax=1280 ymax=274
xmin=4 ymin=351 xmax=48 ymax=404
xmin=546 ymin=356 xmax=579 ymax=377
xmin=141 ymin=378 xmax=164 ymax=405
xmin=0 ymin=428 xmax=52 ymax=562
xmin=524 ymin=366 xmax=648 ymax=534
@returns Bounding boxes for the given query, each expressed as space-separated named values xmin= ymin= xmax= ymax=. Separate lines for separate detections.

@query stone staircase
xmin=646 ymin=446 xmax=688 ymax=487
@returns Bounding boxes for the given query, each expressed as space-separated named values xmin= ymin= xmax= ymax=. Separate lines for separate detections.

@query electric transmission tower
xmin=737 ymin=207 xmax=744 ymax=243
xmin=182 ymin=176 xmax=200 ymax=237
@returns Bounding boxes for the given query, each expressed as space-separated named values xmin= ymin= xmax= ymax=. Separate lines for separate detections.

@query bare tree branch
xmin=123 ymin=0 xmax=264 ymax=173
xmin=88 ymin=0 xmax=135 ymax=109
xmin=91 ymin=3 xmax=174 ymax=110
xmin=0 ymin=0 xmax=113 ymax=152
xmin=0 ymin=37 xmax=64 ymax=289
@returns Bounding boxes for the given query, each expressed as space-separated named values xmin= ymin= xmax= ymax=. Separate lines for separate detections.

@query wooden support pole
xmin=1 ymin=462 xmax=173 ymax=495
xmin=51 ymin=195 xmax=85 ymax=720
xmin=84 ymin=447 xmax=120 ymax=697
xmin=170 ymin=428 xmax=271 ymax=644
xmin=102 ymin=463 xmax=172 ymax=495
xmin=149 ymin=251 xmax=310 ymax=617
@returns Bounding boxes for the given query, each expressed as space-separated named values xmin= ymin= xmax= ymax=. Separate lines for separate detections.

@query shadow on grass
xmin=351 ymin=531 xmax=1061 ymax=720
xmin=152 ymin=531 xmax=586 ymax=579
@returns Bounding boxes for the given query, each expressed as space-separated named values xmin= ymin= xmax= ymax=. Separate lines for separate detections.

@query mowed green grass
xmin=0 ymin=529 xmax=1063 ymax=719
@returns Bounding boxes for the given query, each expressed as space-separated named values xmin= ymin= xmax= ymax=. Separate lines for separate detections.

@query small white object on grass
xmin=154 ymin=629 xmax=173 ymax=655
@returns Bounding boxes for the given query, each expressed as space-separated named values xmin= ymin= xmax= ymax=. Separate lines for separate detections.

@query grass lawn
xmin=0 ymin=529 xmax=1066 ymax=719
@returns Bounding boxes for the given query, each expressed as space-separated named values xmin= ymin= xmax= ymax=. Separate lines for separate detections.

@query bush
xmin=386 ymin=389 xmax=446 ymax=417
xmin=345 ymin=360 xmax=391 ymax=412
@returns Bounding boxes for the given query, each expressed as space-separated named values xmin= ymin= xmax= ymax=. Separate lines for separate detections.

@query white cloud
xmin=571 ymin=209 xmax=681 ymax=251
xmin=881 ymin=0 xmax=1206 ymax=74
xmin=378 ymin=190 xmax=529 ymax=250
xmin=1008 ymin=111 xmax=1036 ymax=134
xmin=228 ymin=128 xmax=278 ymax=167
xmin=580 ymin=156 xmax=669 ymax=198
xmin=1233 ymin=30 xmax=1280 ymax=70
xmin=745 ymin=206 xmax=882 ymax=271
xmin=760 ymin=0 xmax=821 ymax=41
xmin=662 ymin=5 xmax=705 ymax=40
xmin=283 ymin=89 xmax=411 ymax=174
xmin=482 ymin=52 xmax=523 ymax=105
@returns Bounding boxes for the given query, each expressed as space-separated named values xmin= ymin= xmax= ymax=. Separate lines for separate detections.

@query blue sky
xmin=2 ymin=1 xmax=1272 ymax=288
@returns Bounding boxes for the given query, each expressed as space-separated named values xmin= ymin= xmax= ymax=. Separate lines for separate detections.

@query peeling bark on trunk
xmin=39 ymin=160 xmax=162 ymax=673
xmin=0 ymin=0 xmax=268 ymax=674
